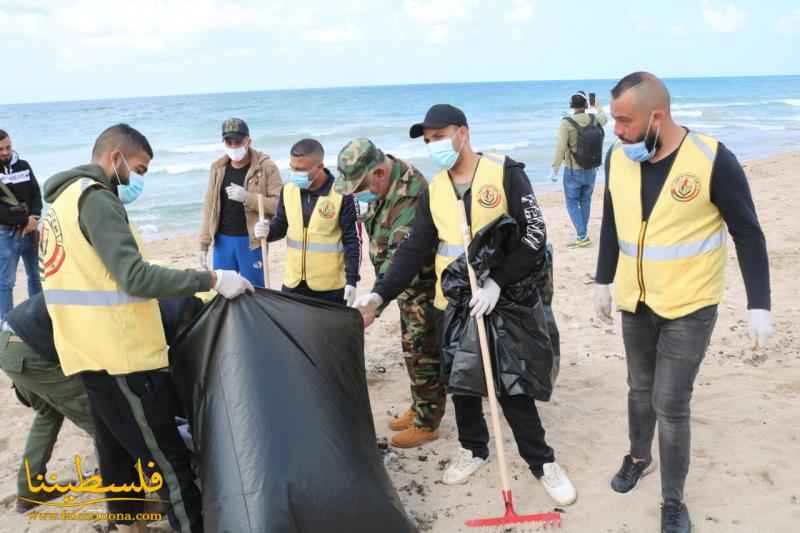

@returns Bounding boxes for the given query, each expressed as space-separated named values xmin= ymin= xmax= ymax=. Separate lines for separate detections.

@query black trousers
xmin=282 ymin=280 xmax=345 ymax=305
xmin=453 ymin=394 xmax=555 ymax=478
xmin=81 ymin=369 xmax=202 ymax=532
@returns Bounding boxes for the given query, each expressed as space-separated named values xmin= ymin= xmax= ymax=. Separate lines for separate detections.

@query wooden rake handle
xmin=456 ymin=200 xmax=511 ymax=494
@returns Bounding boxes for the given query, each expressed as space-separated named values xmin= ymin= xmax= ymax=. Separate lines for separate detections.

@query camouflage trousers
xmin=397 ymin=288 xmax=446 ymax=430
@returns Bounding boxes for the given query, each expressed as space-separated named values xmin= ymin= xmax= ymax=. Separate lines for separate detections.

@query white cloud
xmin=702 ymin=1 xmax=746 ymax=33
xmin=776 ymin=9 xmax=800 ymax=35
xmin=303 ymin=25 xmax=359 ymax=44
xmin=506 ymin=0 xmax=533 ymax=23
xmin=429 ymin=25 xmax=450 ymax=43
xmin=403 ymin=0 xmax=471 ymax=24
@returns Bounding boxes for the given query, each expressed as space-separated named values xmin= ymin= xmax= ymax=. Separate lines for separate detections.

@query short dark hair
xmin=92 ymin=123 xmax=153 ymax=160
xmin=290 ymin=138 xmax=324 ymax=160
xmin=611 ymin=72 xmax=649 ymax=99
xmin=0 ymin=129 xmax=8 ymax=142
xmin=570 ymin=94 xmax=587 ymax=109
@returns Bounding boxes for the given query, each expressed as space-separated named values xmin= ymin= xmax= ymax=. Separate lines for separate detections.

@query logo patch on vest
xmin=38 ymin=210 xmax=66 ymax=279
xmin=317 ymin=200 xmax=336 ymax=219
xmin=477 ymin=185 xmax=501 ymax=209
xmin=670 ymin=174 xmax=701 ymax=203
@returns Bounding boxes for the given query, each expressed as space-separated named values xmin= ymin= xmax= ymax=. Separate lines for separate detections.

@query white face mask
xmin=224 ymin=144 xmax=247 ymax=162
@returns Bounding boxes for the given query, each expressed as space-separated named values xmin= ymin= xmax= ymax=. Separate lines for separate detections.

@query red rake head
xmin=465 ymin=491 xmax=562 ymax=529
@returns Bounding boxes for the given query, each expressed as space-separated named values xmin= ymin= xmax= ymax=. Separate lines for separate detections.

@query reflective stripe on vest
xmin=41 ymin=178 xmax=168 ymax=376
xmin=429 ymin=155 xmax=508 ymax=310
xmin=608 ymin=131 xmax=726 ymax=319
xmin=618 ymin=227 xmax=726 ymax=261
xmin=42 ymin=289 xmax=149 ymax=306
xmin=282 ymin=182 xmax=346 ymax=291
xmin=286 ymin=238 xmax=344 ymax=253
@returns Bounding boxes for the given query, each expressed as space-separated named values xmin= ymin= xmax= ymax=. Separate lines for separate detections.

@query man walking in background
xmin=594 ymin=72 xmax=773 ymax=533
xmin=0 ymin=130 xmax=42 ymax=320
xmin=198 ymin=118 xmax=283 ymax=287
xmin=335 ymin=138 xmax=445 ymax=448
xmin=254 ymin=139 xmax=359 ymax=305
xmin=551 ymin=92 xmax=607 ymax=248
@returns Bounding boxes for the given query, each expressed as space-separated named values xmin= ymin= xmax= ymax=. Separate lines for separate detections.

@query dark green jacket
xmin=43 ymin=164 xmax=213 ymax=297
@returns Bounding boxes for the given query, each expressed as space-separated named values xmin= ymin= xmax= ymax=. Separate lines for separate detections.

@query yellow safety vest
xmin=283 ymin=183 xmax=346 ymax=291
xmin=39 ymin=178 xmax=167 ymax=376
xmin=608 ymin=131 xmax=727 ymax=319
xmin=429 ymin=154 xmax=508 ymax=310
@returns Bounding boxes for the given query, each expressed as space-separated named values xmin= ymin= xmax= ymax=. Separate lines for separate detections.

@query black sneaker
xmin=661 ymin=499 xmax=692 ymax=533
xmin=610 ymin=454 xmax=655 ymax=493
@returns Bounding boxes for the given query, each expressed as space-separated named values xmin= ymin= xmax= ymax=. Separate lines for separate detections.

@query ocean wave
xmin=487 ymin=141 xmax=531 ymax=151
xmin=162 ymin=143 xmax=221 ymax=155
xmin=150 ymin=162 xmax=209 ymax=175
xmin=673 ymin=110 xmax=703 ymax=118
xmin=672 ymin=101 xmax=752 ymax=110
xmin=774 ymin=99 xmax=800 ymax=107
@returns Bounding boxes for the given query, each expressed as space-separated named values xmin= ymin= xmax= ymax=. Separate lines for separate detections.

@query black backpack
xmin=563 ymin=114 xmax=605 ymax=169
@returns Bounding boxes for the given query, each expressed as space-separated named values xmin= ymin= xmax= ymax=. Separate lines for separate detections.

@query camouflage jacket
xmin=363 ymin=156 xmax=435 ymax=302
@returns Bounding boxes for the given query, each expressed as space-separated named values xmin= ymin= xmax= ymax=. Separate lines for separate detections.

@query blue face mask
xmin=427 ymin=136 xmax=461 ymax=170
xmin=289 ymin=170 xmax=311 ymax=189
xmin=356 ymin=190 xmax=378 ymax=203
xmin=621 ymin=114 xmax=660 ymax=163
xmin=118 ymin=174 xmax=144 ymax=204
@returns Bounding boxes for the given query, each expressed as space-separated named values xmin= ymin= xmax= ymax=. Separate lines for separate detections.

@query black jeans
xmin=622 ymin=304 xmax=717 ymax=503
xmin=452 ymin=394 xmax=555 ymax=478
xmin=282 ymin=280 xmax=345 ymax=305
xmin=81 ymin=370 xmax=202 ymax=532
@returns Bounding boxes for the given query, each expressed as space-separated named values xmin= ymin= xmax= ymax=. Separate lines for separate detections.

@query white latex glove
xmin=549 ymin=171 xmax=559 ymax=183
xmin=225 ymin=183 xmax=248 ymax=203
xmin=594 ymin=283 xmax=614 ymax=324
xmin=354 ymin=292 xmax=383 ymax=327
xmin=344 ymin=285 xmax=356 ymax=306
xmin=748 ymin=309 xmax=774 ymax=349
xmin=254 ymin=220 xmax=270 ymax=240
xmin=198 ymin=250 xmax=209 ymax=270
xmin=469 ymin=278 xmax=501 ymax=318
xmin=214 ymin=270 xmax=254 ymax=299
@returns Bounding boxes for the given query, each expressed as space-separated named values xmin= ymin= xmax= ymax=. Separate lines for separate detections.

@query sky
xmin=1 ymin=0 xmax=798 ymax=104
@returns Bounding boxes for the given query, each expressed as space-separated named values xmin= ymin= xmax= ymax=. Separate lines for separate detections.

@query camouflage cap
xmin=335 ymin=138 xmax=385 ymax=195
xmin=222 ymin=117 xmax=249 ymax=140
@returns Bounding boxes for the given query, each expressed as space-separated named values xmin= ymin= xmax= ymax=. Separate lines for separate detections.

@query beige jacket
xmin=199 ymin=148 xmax=283 ymax=251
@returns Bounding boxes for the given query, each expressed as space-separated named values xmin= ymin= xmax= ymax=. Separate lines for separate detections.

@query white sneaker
xmin=442 ymin=448 xmax=488 ymax=485
xmin=539 ymin=462 xmax=577 ymax=506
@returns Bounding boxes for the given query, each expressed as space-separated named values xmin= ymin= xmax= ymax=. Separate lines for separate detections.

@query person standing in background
xmin=0 ymin=130 xmax=42 ymax=320
xmin=254 ymin=139 xmax=359 ymax=305
xmin=198 ymin=118 xmax=283 ymax=287
xmin=550 ymin=92 xmax=607 ymax=249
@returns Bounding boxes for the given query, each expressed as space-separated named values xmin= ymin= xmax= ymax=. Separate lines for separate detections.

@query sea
xmin=2 ymin=75 xmax=799 ymax=239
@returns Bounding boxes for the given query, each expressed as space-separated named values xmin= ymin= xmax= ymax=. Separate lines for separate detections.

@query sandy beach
xmin=0 ymin=151 xmax=798 ymax=533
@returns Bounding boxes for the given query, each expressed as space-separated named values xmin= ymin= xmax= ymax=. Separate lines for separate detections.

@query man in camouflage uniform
xmin=336 ymin=138 xmax=445 ymax=449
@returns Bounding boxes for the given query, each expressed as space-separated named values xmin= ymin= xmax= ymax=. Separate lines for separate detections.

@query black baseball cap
xmin=409 ymin=104 xmax=468 ymax=139
xmin=222 ymin=117 xmax=249 ymax=140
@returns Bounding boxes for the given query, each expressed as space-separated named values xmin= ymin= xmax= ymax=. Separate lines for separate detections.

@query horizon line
xmin=3 ymin=73 xmax=799 ymax=108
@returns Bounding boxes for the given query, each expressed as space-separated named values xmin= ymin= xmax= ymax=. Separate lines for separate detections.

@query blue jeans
xmin=212 ymin=233 xmax=264 ymax=288
xmin=563 ymin=167 xmax=597 ymax=240
xmin=622 ymin=304 xmax=717 ymax=503
xmin=0 ymin=228 xmax=42 ymax=320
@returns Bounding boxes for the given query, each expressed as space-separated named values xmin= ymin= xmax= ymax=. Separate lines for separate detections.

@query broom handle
xmin=457 ymin=200 xmax=511 ymax=495
xmin=257 ymin=195 xmax=270 ymax=288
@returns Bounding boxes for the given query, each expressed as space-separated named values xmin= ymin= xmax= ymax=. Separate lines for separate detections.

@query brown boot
xmin=390 ymin=427 xmax=440 ymax=448
xmin=388 ymin=408 xmax=416 ymax=431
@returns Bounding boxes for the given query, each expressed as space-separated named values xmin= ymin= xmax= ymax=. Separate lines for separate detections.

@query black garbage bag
xmin=440 ymin=215 xmax=557 ymax=401
xmin=169 ymin=290 xmax=417 ymax=533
